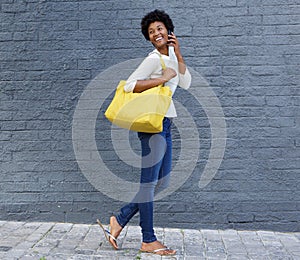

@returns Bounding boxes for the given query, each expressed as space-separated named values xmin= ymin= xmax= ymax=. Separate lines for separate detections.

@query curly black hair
xmin=141 ymin=9 xmax=174 ymax=41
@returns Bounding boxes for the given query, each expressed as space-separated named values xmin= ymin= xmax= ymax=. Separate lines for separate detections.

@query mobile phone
xmin=168 ymin=30 xmax=173 ymax=45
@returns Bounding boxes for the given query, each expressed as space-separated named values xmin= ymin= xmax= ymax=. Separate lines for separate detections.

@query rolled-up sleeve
xmin=178 ymin=68 xmax=192 ymax=90
xmin=124 ymin=54 xmax=161 ymax=92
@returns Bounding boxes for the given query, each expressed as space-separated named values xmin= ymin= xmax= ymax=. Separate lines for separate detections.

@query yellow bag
xmin=105 ymin=56 xmax=172 ymax=133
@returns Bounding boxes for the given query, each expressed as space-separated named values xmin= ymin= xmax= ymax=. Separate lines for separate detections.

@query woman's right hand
xmin=162 ymin=67 xmax=177 ymax=82
xmin=133 ymin=68 xmax=177 ymax=93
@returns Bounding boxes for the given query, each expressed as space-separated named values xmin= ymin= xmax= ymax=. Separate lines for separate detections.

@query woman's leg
xmin=137 ymin=118 xmax=172 ymax=242
xmin=139 ymin=118 xmax=176 ymax=255
xmin=155 ymin=119 xmax=172 ymax=195
xmin=115 ymin=133 xmax=165 ymax=242
xmin=136 ymin=131 xmax=166 ymax=242
xmin=115 ymin=203 xmax=138 ymax=228
xmin=115 ymin=118 xmax=172 ymax=243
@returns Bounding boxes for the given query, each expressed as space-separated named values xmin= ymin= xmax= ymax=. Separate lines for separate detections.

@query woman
xmin=98 ymin=9 xmax=191 ymax=256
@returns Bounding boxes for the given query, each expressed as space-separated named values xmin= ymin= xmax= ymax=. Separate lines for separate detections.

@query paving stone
xmin=121 ymin=225 xmax=141 ymax=250
xmin=164 ymin=228 xmax=184 ymax=254
xmin=43 ymin=253 xmax=74 ymax=260
xmin=227 ymin=254 xmax=250 ymax=260
xmin=291 ymin=251 xmax=300 ymax=258
xmin=294 ymin=233 xmax=300 ymax=240
xmin=183 ymin=229 xmax=204 ymax=245
xmin=34 ymin=238 xmax=60 ymax=249
xmin=78 ymin=224 xmax=102 ymax=247
xmin=0 ymin=238 xmax=21 ymax=248
xmin=3 ymin=249 xmax=27 ymax=259
xmin=184 ymin=245 xmax=205 ymax=256
xmin=247 ymin=255 xmax=270 ymax=260
xmin=226 ymin=244 xmax=247 ymax=254
xmin=269 ymin=254 xmax=294 ymax=260
xmin=45 ymin=223 xmax=73 ymax=240
xmin=184 ymin=256 xmax=206 ymax=260
xmin=0 ymin=221 xmax=6 ymax=227
xmin=14 ymin=241 xmax=36 ymax=250
xmin=0 ymin=246 xmax=12 ymax=252
xmin=202 ymin=229 xmax=223 ymax=243
xmin=277 ymin=235 xmax=300 ymax=254
xmin=137 ymin=252 xmax=162 ymax=259
xmin=68 ymin=255 xmax=93 ymax=260
xmin=0 ymin=253 xmax=8 ymax=259
xmin=245 ymin=245 xmax=270 ymax=256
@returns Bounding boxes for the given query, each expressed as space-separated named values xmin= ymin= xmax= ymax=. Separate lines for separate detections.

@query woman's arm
xmin=124 ymin=53 xmax=177 ymax=93
xmin=133 ymin=67 xmax=176 ymax=93
xmin=177 ymin=54 xmax=187 ymax=75
xmin=168 ymin=32 xmax=191 ymax=89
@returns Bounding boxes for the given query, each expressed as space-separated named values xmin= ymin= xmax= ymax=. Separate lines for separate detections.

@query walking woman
xmin=98 ymin=9 xmax=191 ymax=256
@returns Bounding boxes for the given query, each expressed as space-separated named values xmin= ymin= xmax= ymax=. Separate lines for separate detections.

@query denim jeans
xmin=116 ymin=117 xmax=172 ymax=243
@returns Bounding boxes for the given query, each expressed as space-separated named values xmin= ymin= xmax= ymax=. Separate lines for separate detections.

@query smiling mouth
xmin=156 ymin=37 xmax=163 ymax=41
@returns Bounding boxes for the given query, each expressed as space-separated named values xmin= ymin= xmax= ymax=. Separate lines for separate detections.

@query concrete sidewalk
xmin=0 ymin=221 xmax=299 ymax=259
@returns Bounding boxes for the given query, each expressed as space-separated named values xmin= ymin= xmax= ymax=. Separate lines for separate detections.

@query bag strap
xmin=154 ymin=52 xmax=166 ymax=70
xmin=159 ymin=55 xmax=166 ymax=70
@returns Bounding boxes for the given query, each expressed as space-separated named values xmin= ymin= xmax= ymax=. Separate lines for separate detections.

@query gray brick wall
xmin=1 ymin=0 xmax=300 ymax=231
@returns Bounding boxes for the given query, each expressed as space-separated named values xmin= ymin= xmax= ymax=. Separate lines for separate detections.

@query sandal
xmin=140 ymin=247 xmax=176 ymax=256
xmin=96 ymin=219 xmax=118 ymax=250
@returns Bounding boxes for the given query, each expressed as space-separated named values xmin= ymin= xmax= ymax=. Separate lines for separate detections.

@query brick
xmin=13 ymin=31 xmax=38 ymax=41
xmin=0 ymin=121 xmax=27 ymax=131
xmin=266 ymin=96 xmax=294 ymax=107
xmin=0 ymin=131 xmax=12 ymax=141
xmin=263 ymin=14 xmax=300 ymax=25
xmin=39 ymin=30 xmax=91 ymax=41
xmin=0 ymin=32 xmax=13 ymax=41
xmin=48 ymin=1 xmax=78 ymax=11
xmin=2 ymin=3 xmax=27 ymax=13
xmin=79 ymin=1 xmax=112 ymax=11
xmin=237 ymin=96 xmax=266 ymax=106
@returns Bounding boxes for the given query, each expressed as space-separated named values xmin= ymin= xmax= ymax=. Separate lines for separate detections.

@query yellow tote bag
xmin=105 ymin=56 xmax=172 ymax=133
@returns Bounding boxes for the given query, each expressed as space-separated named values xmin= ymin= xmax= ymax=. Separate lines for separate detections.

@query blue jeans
xmin=116 ymin=118 xmax=172 ymax=243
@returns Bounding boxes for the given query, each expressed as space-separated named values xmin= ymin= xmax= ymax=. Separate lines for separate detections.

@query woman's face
xmin=148 ymin=21 xmax=168 ymax=49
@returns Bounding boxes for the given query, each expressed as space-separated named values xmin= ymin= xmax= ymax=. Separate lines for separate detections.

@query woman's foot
xmin=109 ymin=216 xmax=123 ymax=249
xmin=140 ymin=240 xmax=176 ymax=255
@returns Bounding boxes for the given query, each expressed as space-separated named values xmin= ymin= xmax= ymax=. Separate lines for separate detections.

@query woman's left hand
xmin=167 ymin=32 xmax=187 ymax=74
xmin=167 ymin=32 xmax=181 ymax=56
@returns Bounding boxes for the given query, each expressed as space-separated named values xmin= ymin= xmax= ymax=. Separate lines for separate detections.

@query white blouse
xmin=124 ymin=49 xmax=191 ymax=118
